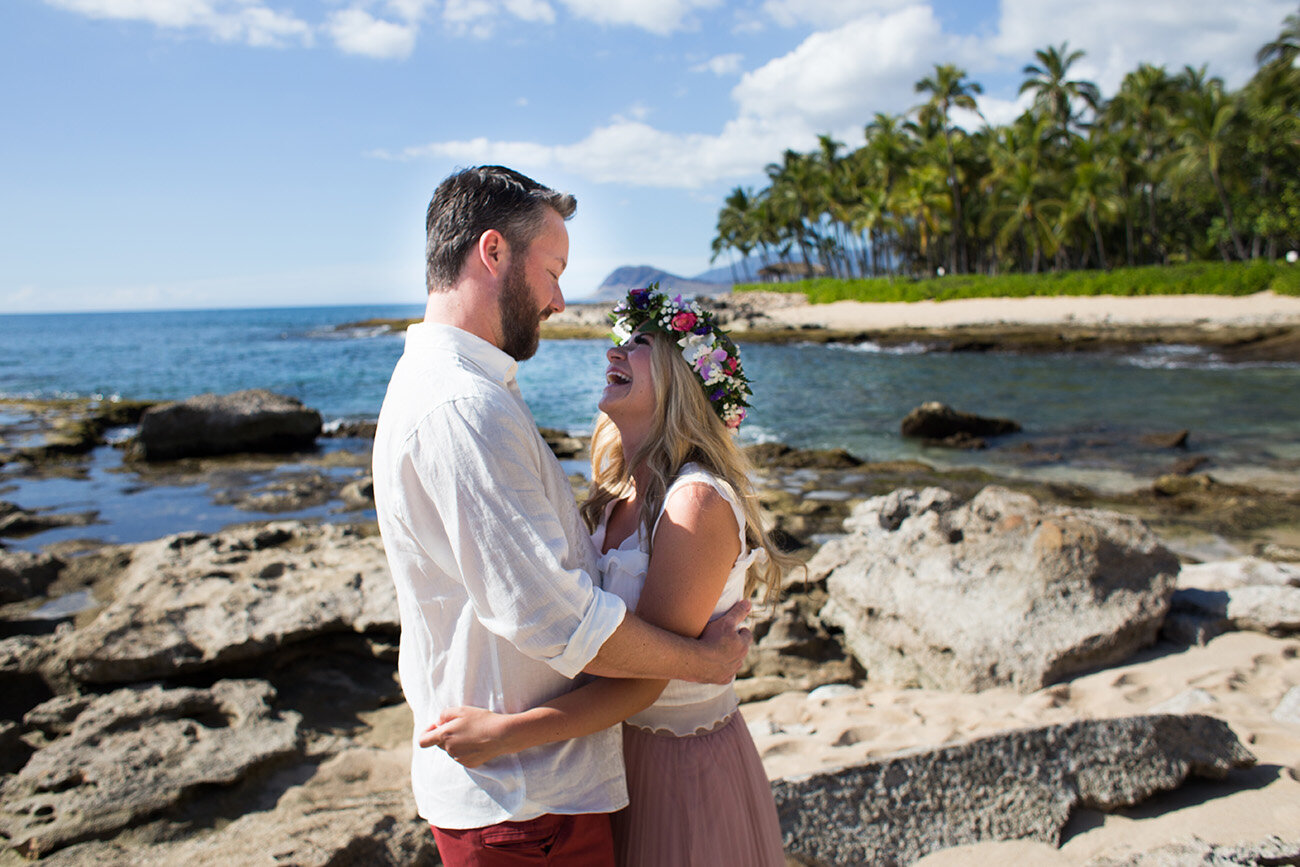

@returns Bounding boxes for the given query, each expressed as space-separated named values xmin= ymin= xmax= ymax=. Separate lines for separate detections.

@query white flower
xmin=611 ymin=318 xmax=633 ymax=344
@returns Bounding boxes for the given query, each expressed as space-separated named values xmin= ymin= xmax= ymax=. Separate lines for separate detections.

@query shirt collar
xmin=406 ymin=321 xmax=519 ymax=385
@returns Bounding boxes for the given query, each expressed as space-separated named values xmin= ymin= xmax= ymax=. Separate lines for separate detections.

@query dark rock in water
xmin=133 ymin=389 xmax=322 ymax=461
xmin=321 ymin=419 xmax=378 ymax=439
xmin=814 ymin=486 xmax=1178 ymax=692
xmin=1167 ymin=454 xmax=1211 ymax=475
xmin=1140 ymin=429 xmax=1191 ymax=449
xmin=746 ymin=443 xmax=864 ymax=469
xmin=539 ymin=427 xmax=586 ymax=459
xmin=0 ymin=679 xmax=302 ymax=859
xmin=900 ymin=401 xmax=1020 ymax=447
xmin=0 ymin=550 xmax=63 ymax=603
xmin=773 ymin=713 xmax=1255 ymax=867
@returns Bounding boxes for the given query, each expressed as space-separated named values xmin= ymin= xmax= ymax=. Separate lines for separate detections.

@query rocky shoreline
xmin=2 ymin=393 xmax=1298 ymax=865
xmin=341 ymin=292 xmax=1300 ymax=363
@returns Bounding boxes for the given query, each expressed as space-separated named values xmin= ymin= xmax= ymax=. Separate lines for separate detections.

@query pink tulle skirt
xmin=610 ymin=712 xmax=786 ymax=867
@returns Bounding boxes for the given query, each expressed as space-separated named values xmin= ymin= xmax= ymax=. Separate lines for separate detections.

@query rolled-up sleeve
xmin=402 ymin=394 xmax=625 ymax=679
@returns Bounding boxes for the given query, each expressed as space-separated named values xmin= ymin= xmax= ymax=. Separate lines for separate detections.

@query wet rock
xmin=133 ymin=389 xmax=322 ymax=461
xmin=66 ymin=522 xmax=395 ymax=684
xmin=900 ymin=402 xmax=1021 ymax=448
xmin=815 ymin=486 xmax=1178 ymax=692
xmin=1166 ymin=455 xmax=1211 ymax=476
xmin=212 ymin=470 xmax=335 ymax=512
xmin=320 ymin=419 xmax=378 ymax=439
xmin=746 ymin=443 xmax=865 ymax=469
xmin=539 ymin=427 xmax=585 ymax=459
xmin=1140 ymin=429 xmax=1191 ymax=449
xmin=339 ymin=475 xmax=375 ymax=510
xmin=0 ymin=504 xmax=97 ymax=539
xmin=0 ymin=550 xmax=63 ymax=603
xmin=774 ymin=714 xmax=1255 ymax=867
xmin=0 ymin=679 xmax=302 ymax=859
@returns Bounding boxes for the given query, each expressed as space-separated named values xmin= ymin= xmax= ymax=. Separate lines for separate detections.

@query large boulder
xmin=815 ymin=486 xmax=1178 ymax=692
xmin=134 ymin=389 xmax=321 ymax=460
xmin=0 ymin=679 xmax=302 ymax=859
xmin=900 ymin=401 xmax=1020 ymax=448
xmin=773 ymin=713 xmax=1255 ymax=867
xmin=67 ymin=522 xmax=396 ymax=684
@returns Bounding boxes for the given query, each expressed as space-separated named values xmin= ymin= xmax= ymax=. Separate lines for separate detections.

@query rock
xmin=0 ymin=679 xmax=302 ymax=858
xmin=1273 ymin=686 xmax=1300 ymax=726
xmin=0 ymin=628 xmax=75 ymax=721
xmin=1178 ymin=556 xmax=1300 ymax=590
xmin=0 ymin=550 xmax=63 ymax=603
xmin=1166 ymin=455 xmax=1211 ymax=476
xmin=1085 ymin=835 xmax=1300 ymax=866
xmin=900 ymin=402 xmax=1021 ymax=447
xmin=0 ymin=506 xmax=97 ymax=538
xmin=816 ymin=486 xmax=1178 ymax=692
xmin=320 ymin=419 xmax=378 ymax=439
xmin=1164 ymin=585 xmax=1300 ymax=644
xmin=66 ymin=522 xmax=396 ymax=684
xmin=746 ymin=443 xmax=865 ymax=469
xmin=339 ymin=475 xmax=375 ymax=510
xmin=773 ymin=714 xmax=1255 ymax=867
xmin=0 ymin=718 xmax=30 ymax=774
xmin=42 ymin=748 xmax=437 ymax=866
xmin=133 ymin=389 xmax=322 ymax=461
xmin=1139 ymin=429 xmax=1190 ymax=449
xmin=539 ymin=427 xmax=585 ymax=459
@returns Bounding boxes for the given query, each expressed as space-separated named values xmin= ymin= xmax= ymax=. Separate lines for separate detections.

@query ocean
xmin=2 ymin=303 xmax=1299 ymax=548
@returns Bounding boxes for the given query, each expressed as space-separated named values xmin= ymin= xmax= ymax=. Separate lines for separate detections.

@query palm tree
xmin=1020 ymin=43 xmax=1101 ymax=143
xmin=1168 ymin=76 xmax=1250 ymax=259
xmin=1256 ymin=10 xmax=1300 ymax=66
xmin=914 ymin=64 xmax=983 ymax=274
xmin=1063 ymin=138 xmax=1124 ymax=269
xmin=986 ymin=113 xmax=1063 ymax=272
xmin=1103 ymin=63 xmax=1177 ymax=263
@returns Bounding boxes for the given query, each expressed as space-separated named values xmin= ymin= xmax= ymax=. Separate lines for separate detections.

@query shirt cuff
xmin=545 ymin=588 xmax=628 ymax=679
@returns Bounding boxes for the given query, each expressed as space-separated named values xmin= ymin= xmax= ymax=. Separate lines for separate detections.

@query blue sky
xmin=2 ymin=0 xmax=1292 ymax=313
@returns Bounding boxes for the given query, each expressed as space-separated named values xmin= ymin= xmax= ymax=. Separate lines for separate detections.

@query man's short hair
xmin=425 ymin=166 xmax=577 ymax=293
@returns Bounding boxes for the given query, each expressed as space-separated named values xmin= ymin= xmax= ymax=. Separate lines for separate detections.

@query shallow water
xmin=3 ymin=305 xmax=1299 ymax=547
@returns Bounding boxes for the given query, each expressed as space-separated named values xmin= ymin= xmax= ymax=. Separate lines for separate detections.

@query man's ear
xmin=477 ymin=229 xmax=509 ymax=278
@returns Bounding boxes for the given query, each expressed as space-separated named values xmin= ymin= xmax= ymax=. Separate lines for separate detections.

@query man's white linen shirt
xmin=372 ymin=322 xmax=628 ymax=829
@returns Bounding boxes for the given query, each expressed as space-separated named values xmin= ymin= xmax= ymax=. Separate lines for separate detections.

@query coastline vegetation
xmin=711 ymin=12 xmax=1300 ymax=282
xmin=734 ymin=260 xmax=1300 ymax=305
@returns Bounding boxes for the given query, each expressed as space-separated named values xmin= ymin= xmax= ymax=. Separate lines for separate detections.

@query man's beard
xmin=499 ymin=257 xmax=545 ymax=361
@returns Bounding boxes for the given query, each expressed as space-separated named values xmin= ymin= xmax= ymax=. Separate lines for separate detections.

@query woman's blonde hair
xmin=580 ymin=333 xmax=796 ymax=603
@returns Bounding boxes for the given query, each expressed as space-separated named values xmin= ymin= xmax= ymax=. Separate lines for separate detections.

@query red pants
xmin=431 ymin=812 xmax=615 ymax=866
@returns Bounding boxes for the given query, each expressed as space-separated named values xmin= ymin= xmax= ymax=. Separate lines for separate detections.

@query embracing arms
xmin=423 ymin=482 xmax=744 ymax=766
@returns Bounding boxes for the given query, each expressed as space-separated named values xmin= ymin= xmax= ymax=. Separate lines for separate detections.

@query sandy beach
xmin=761 ymin=290 xmax=1300 ymax=331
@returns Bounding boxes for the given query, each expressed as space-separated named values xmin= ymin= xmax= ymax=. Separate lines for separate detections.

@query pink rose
xmin=671 ymin=312 xmax=697 ymax=331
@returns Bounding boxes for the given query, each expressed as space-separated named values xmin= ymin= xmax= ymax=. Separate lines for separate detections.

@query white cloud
xmin=692 ymin=52 xmax=743 ymax=76
xmin=733 ymin=6 xmax=948 ymax=131
xmin=762 ymin=0 xmax=917 ymax=29
xmin=991 ymin=0 xmax=1295 ymax=92
xmin=43 ymin=0 xmax=313 ymax=48
xmin=558 ymin=0 xmax=722 ymax=35
xmin=325 ymin=8 xmax=418 ymax=59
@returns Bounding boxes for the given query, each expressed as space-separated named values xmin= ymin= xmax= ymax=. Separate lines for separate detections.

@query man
xmin=372 ymin=165 xmax=753 ymax=865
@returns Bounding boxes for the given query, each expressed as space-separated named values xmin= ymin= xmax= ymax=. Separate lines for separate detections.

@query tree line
xmin=711 ymin=11 xmax=1300 ymax=281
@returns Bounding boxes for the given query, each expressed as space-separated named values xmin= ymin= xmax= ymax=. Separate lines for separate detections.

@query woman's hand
xmin=419 ymin=707 xmax=518 ymax=768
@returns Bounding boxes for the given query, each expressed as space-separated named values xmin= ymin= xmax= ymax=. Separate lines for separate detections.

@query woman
xmin=425 ymin=285 xmax=796 ymax=865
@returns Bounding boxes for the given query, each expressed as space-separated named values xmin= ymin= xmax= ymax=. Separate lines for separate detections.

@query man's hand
xmin=695 ymin=599 xmax=753 ymax=684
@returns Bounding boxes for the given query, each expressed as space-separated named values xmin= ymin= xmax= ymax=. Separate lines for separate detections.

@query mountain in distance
xmin=588 ymin=265 xmax=732 ymax=301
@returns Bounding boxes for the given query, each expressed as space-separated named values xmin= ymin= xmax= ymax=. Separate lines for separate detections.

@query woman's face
xmin=599 ymin=330 xmax=657 ymax=428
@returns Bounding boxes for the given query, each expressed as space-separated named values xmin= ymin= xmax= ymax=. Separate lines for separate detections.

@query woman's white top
xmin=592 ymin=463 xmax=762 ymax=737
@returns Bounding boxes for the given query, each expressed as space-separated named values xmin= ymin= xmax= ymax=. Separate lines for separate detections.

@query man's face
xmin=498 ymin=208 xmax=568 ymax=362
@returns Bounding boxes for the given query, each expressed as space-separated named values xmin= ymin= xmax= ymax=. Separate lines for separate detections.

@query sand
xmin=762 ymin=290 xmax=1300 ymax=331
xmin=743 ymin=630 xmax=1300 ymax=863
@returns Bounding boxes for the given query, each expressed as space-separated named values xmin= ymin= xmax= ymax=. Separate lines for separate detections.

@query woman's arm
xmin=423 ymin=482 xmax=742 ymax=767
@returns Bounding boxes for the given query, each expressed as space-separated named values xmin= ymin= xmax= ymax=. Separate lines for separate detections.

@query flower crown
xmin=609 ymin=284 xmax=751 ymax=430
